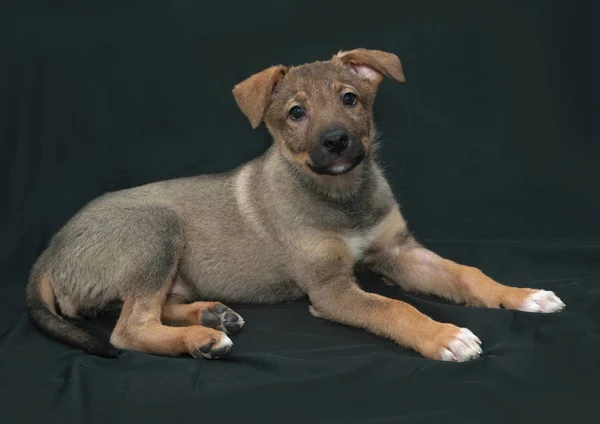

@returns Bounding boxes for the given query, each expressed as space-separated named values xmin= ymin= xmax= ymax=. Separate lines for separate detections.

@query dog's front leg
xmin=307 ymin=276 xmax=481 ymax=361
xmin=372 ymin=244 xmax=564 ymax=312
xmin=295 ymin=236 xmax=481 ymax=361
xmin=365 ymin=210 xmax=565 ymax=312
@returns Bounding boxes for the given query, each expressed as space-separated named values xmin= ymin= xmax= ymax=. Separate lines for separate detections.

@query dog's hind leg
xmin=161 ymin=295 xmax=245 ymax=334
xmin=106 ymin=210 xmax=233 ymax=359
xmin=111 ymin=292 xmax=233 ymax=359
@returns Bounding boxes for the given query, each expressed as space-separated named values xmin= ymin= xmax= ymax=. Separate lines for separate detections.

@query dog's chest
xmin=341 ymin=222 xmax=386 ymax=261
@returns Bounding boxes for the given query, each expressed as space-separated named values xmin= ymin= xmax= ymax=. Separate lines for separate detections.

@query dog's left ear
xmin=333 ymin=48 xmax=406 ymax=85
xmin=233 ymin=65 xmax=288 ymax=129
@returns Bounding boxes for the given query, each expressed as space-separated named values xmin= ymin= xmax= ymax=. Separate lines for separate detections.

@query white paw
xmin=441 ymin=328 xmax=482 ymax=362
xmin=520 ymin=290 xmax=565 ymax=313
xmin=199 ymin=334 xmax=233 ymax=359
xmin=215 ymin=334 xmax=233 ymax=350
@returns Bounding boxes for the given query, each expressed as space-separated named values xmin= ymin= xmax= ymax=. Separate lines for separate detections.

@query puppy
xmin=27 ymin=48 xmax=565 ymax=361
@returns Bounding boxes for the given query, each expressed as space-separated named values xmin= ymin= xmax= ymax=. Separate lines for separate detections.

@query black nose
xmin=321 ymin=129 xmax=349 ymax=153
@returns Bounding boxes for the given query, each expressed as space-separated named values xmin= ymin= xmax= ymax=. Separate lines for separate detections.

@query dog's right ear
xmin=232 ymin=65 xmax=288 ymax=129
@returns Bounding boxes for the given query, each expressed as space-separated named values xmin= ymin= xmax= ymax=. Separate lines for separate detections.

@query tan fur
xmin=295 ymin=91 xmax=308 ymax=102
xmin=108 ymin=250 xmax=214 ymax=357
xmin=360 ymin=136 xmax=370 ymax=152
xmin=232 ymin=65 xmax=287 ymax=129
xmin=39 ymin=274 xmax=56 ymax=315
xmin=57 ymin=297 xmax=79 ymax=318
xmin=367 ymin=208 xmax=541 ymax=309
xmin=368 ymin=207 xmax=408 ymax=251
xmin=161 ymin=297 xmax=221 ymax=327
xmin=295 ymin=212 xmax=464 ymax=361
xmin=309 ymin=162 xmax=369 ymax=197
xmin=110 ymin=290 xmax=227 ymax=356
xmin=300 ymin=206 xmax=544 ymax=358
xmin=312 ymin=289 xmax=469 ymax=360
xmin=279 ymin=146 xmax=311 ymax=168
xmin=27 ymin=48 xmax=563 ymax=361
xmin=333 ymin=48 xmax=406 ymax=84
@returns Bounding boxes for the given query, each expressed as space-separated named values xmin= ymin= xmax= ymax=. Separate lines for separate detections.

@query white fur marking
xmin=235 ymin=166 xmax=268 ymax=236
xmin=441 ymin=328 xmax=482 ymax=362
xmin=520 ymin=290 xmax=565 ymax=313
xmin=441 ymin=348 xmax=457 ymax=361
xmin=329 ymin=163 xmax=351 ymax=174
xmin=216 ymin=334 xmax=233 ymax=350
xmin=200 ymin=334 xmax=233 ymax=359
xmin=342 ymin=219 xmax=389 ymax=261
xmin=388 ymin=246 xmax=401 ymax=256
xmin=343 ymin=234 xmax=373 ymax=260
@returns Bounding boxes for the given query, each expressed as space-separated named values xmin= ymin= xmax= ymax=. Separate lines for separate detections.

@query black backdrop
xmin=0 ymin=1 xmax=597 ymax=423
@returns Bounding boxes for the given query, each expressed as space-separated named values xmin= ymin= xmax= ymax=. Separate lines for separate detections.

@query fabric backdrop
xmin=0 ymin=1 xmax=597 ymax=423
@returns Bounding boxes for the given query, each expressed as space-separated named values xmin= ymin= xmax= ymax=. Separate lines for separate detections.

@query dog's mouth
xmin=306 ymin=152 xmax=365 ymax=176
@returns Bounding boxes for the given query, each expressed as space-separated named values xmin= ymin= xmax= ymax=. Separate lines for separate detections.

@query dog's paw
xmin=200 ymin=304 xmax=245 ymax=334
xmin=188 ymin=331 xmax=233 ymax=359
xmin=440 ymin=328 xmax=482 ymax=362
xmin=519 ymin=290 xmax=565 ymax=313
xmin=424 ymin=325 xmax=482 ymax=362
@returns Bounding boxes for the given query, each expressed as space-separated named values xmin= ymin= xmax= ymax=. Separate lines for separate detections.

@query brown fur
xmin=161 ymin=297 xmax=223 ymax=327
xmin=26 ymin=48 xmax=564 ymax=361
xmin=39 ymin=274 xmax=56 ymax=315
xmin=310 ymin=289 xmax=468 ymax=360
xmin=261 ymin=60 xmax=382 ymax=171
xmin=110 ymin=296 xmax=225 ymax=357
xmin=366 ymin=208 xmax=537 ymax=309
xmin=233 ymin=65 xmax=288 ymax=129
xmin=333 ymin=48 xmax=406 ymax=84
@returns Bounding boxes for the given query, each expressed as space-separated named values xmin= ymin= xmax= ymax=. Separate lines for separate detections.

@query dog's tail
xmin=26 ymin=271 xmax=118 ymax=358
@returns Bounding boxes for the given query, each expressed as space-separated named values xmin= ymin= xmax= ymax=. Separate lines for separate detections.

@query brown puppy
xmin=27 ymin=49 xmax=565 ymax=361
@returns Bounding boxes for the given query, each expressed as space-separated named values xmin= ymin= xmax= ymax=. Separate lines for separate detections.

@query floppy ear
xmin=232 ymin=65 xmax=288 ymax=129
xmin=333 ymin=48 xmax=405 ymax=85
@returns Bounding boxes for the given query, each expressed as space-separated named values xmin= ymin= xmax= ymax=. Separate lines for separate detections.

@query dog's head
xmin=233 ymin=49 xmax=405 ymax=177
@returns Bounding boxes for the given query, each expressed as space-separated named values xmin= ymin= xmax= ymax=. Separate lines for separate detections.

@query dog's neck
xmin=268 ymin=144 xmax=379 ymax=204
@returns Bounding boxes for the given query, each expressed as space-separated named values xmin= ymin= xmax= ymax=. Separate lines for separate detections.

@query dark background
xmin=0 ymin=1 xmax=597 ymax=423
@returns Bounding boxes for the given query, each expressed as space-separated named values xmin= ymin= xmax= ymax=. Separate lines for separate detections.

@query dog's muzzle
xmin=307 ymin=129 xmax=366 ymax=176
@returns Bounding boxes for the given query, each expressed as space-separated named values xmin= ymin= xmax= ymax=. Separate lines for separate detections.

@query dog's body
xmin=28 ymin=49 xmax=565 ymax=361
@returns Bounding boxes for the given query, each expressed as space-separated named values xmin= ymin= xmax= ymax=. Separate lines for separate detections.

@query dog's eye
xmin=289 ymin=106 xmax=305 ymax=120
xmin=342 ymin=92 xmax=357 ymax=106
